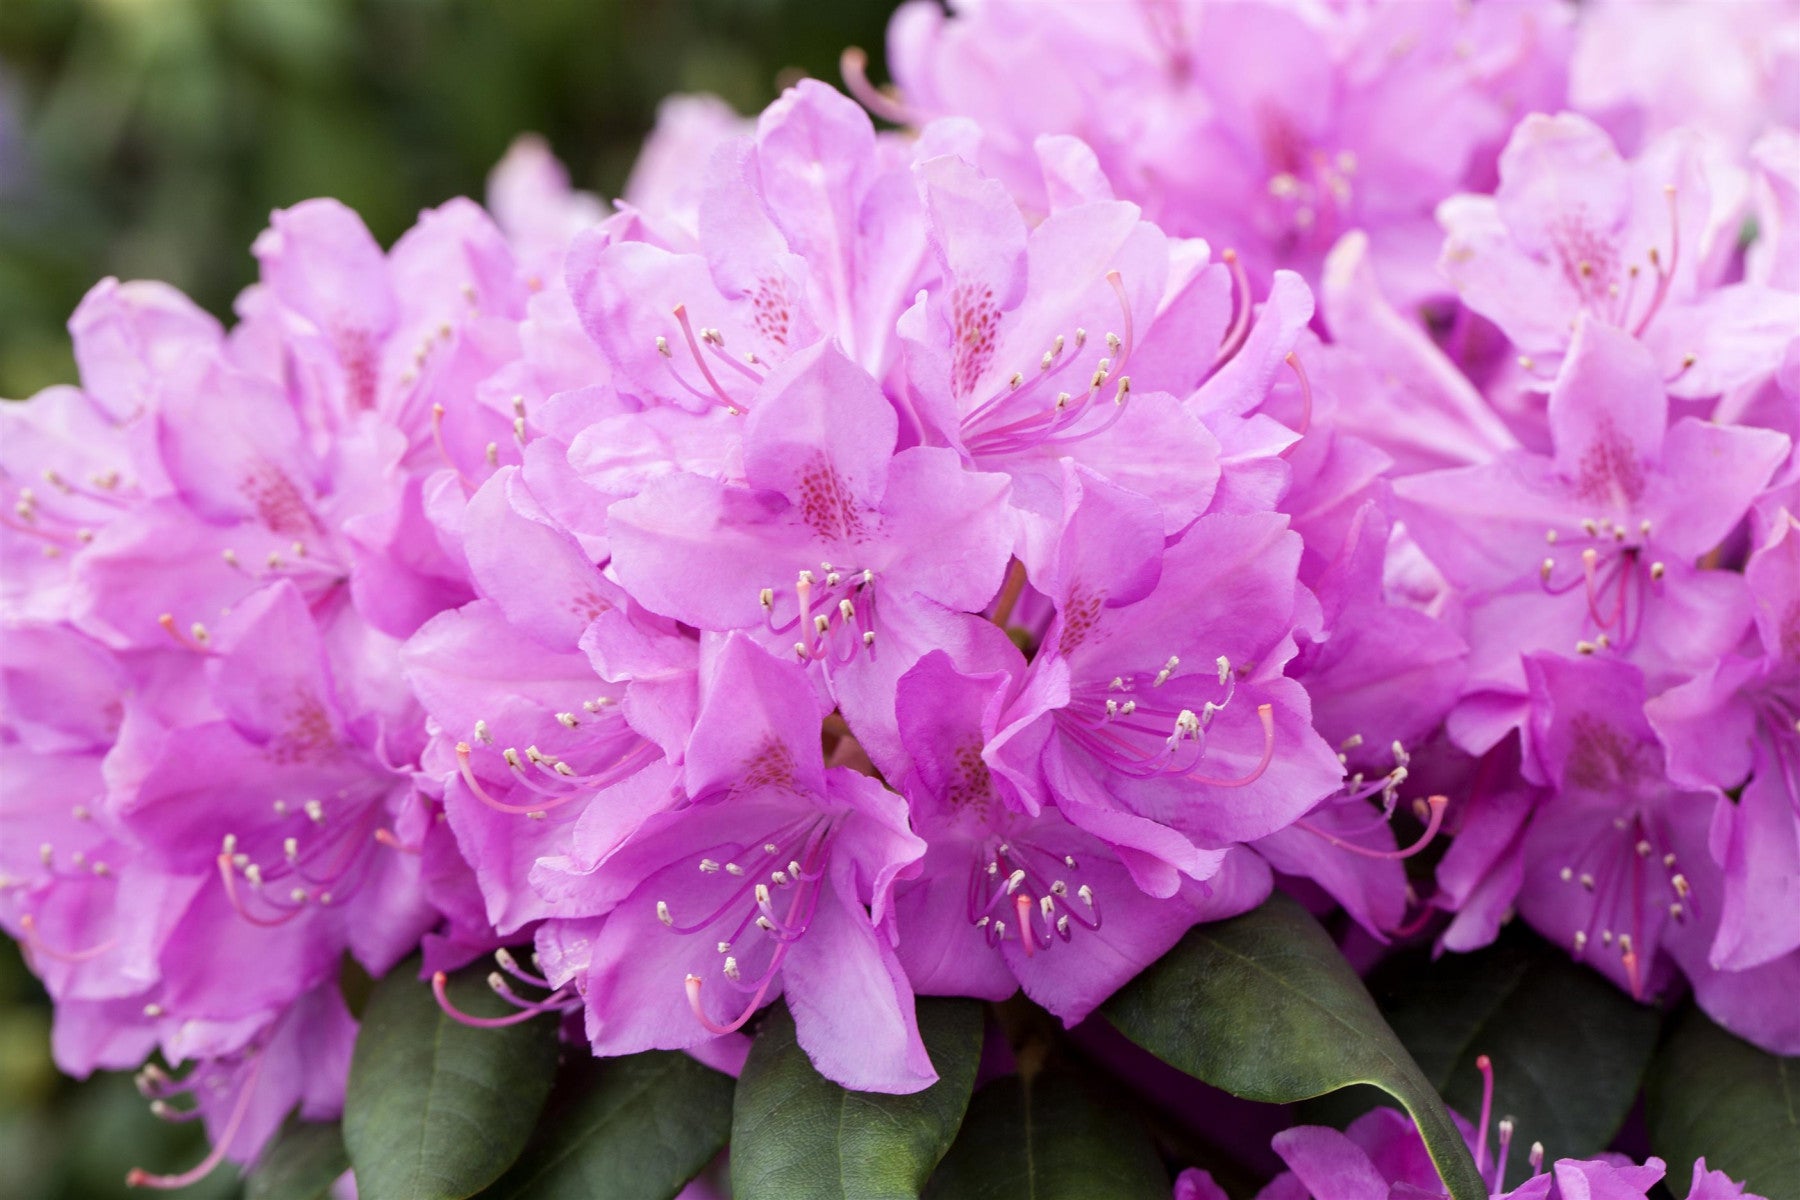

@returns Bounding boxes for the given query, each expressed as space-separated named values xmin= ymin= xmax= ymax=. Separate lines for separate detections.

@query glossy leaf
xmin=1103 ymin=893 xmax=1486 ymax=1200
xmin=246 ymin=1121 xmax=349 ymax=1200
xmin=344 ymin=957 xmax=560 ymax=1200
xmin=1645 ymin=1007 xmax=1800 ymax=1198
xmin=924 ymin=1071 xmax=1168 ymax=1200
xmin=731 ymin=998 xmax=983 ymax=1200
xmin=1351 ymin=929 xmax=1661 ymax=1188
xmin=479 ymin=1051 xmax=734 ymax=1200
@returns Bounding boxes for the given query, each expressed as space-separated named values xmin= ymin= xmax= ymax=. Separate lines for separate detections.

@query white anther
xmin=1051 ymin=880 xmax=1068 ymax=896
xmin=1154 ymin=655 xmax=1180 ymax=687
xmin=1057 ymin=915 xmax=1071 ymax=935
xmin=556 ymin=712 xmax=580 ymax=728
xmin=788 ymin=860 xmax=803 ymax=877
xmin=716 ymin=941 xmax=732 ymax=954
xmin=91 ymin=861 xmax=110 ymax=876
xmin=657 ymin=900 xmax=673 ymax=926
xmin=144 ymin=1003 xmax=164 ymax=1018
xmin=1573 ymin=930 xmax=1588 ymax=953
xmin=1041 ymin=895 xmax=1055 ymax=919
xmin=1005 ymin=869 xmax=1027 ymax=894
xmin=1579 ymin=873 xmax=1595 ymax=890
xmin=485 ymin=442 xmax=499 ymax=466
xmin=759 ymin=587 xmax=774 ymax=609
xmin=1077 ymin=884 xmax=1094 ymax=906
xmin=244 ymin=863 xmax=264 ymax=887
xmin=1106 ymin=332 xmax=1123 ymax=353
xmin=1663 ymin=852 xmax=1677 ymax=867
xmin=1010 ymin=372 xmax=1024 ymax=389
xmin=1560 ymin=867 xmax=1573 ymax=882
xmin=222 ymin=833 xmax=238 ymax=856
xmin=723 ymin=957 xmax=740 ymax=981
xmin=304 ymin=799 xmax=325 ymax=824
xmin=699 ymin=859 xmax=720 ymax=873
xmin=1542 ymin=558 xmax=1556 ymax=581
xmin=1217 ymin=656 xmax=1231 ymax=683
xmin=475 ymin=719 xmax=492 ymax=744
xmin=755 ymin=916 xmax=775 ymax=932
xmin=290 ymin=887 xmax=308 ymax=903
xmin=1175 ymin=709 xmax=1201 ymax=738
xmin=1545 ymin=530 xmax=1558 ymax=544
xmin=862 ymin=631 xmax=876 ymax=646
xmin=755 ymin=884 xmax=772 ymax=907
xmin=1106 ymin=699 xmax=1119 ymax=719
xmin=656 ymin=336 xmax=671 ymax=357
xmin=1650 ymin=561 xmax=1665 ymax=580
xmin=284 ymin=837 xmax=299 ymax=861
xmin=726 ymin=862 xmax=744 ymax=876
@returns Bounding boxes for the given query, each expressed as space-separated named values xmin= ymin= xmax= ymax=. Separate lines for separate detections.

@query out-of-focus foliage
xmin=0 ymin=0 xmax=894 ymax=399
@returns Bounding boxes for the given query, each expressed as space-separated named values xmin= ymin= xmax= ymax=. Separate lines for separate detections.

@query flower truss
xmin=1 ymin=1 xmax=1794 ymax=1197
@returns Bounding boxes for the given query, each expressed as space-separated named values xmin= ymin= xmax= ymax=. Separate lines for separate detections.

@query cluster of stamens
xmin=454 ymin=705 xmax=654 ymax=820
xmin=654 ymin=303 xmax=767 ymax=415
xmin=1059 ymin=653 xmax=1277 ymax=788
xmin=1538 ymin=518 xmax=1664 ymax=655
xmin=761 ymin=562 xmax=880 ymax=664
xmin=1556 ymin=812 xmax=1689 ymax=999
xmin=966 ymin=839 xmax=1101 ymax=955
xmin=958 ymin=271 xmax=1135 ymax=457
xmin=431 ymin=946 xmax=583 ymax=1029
xmin=666 ymin=820 xmax=832 ymax=1036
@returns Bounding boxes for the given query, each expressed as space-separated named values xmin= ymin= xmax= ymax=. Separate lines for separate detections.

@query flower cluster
xmin=1 ymin=0 xmax=1795 ymax=1192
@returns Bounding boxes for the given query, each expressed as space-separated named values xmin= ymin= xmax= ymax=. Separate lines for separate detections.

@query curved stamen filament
xmin=18 ymin=913 xmax=118 ymax=963
xmin=126 ymin=1055 xmax=266 ymax=1190
xmin=1212 ymin=249 xmax=1252 ymax=369
xmin=456 ymin=743 xmax=587 ymax=816
xmin=430 ymin=971 xmax=558 ymax=1028
xmin=215 ymin=855 xmax=307 ymax=928
xmin=1276 ymin=351 xmax=1312 ymax=457
xmin=671 ymin=304 xmax=742 ymax=412
xmin=1184 ymin=704 xmax=1276 ymax=788
xmin=1474 ymin=1054 xmax=1496 ymax=1173
xmin=839 ymin=46 xmax=916 ymax=126
xmin=1295 ymin=794 xmax=1448 ymax=861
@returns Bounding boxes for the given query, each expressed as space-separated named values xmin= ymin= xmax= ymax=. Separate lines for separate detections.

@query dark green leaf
xmin=1103 ymin=893 xmax=1486 ymax=1200
xmin=246 ymin=1120 xmax=349 ymax=1200
xmin=730 ymin=998 xmax=984 ymax=1200
xmin=1645 ymin=1006 xmax=1800 ymax=1198
xmin=924 ymin=1071 xmax=1168 ymax=1200
xmin=1319 ymin=929 xmax=1661 ymax=1188
xmin=343 ymin=956 xmax=560 ymax=1200
xmin=479 ymin=1051 xmax=733 ymax=1200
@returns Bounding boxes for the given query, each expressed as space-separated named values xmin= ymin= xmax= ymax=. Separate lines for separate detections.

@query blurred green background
xmin=0 ymin=2 xmax=892 ymax=1195
xmin=0 ymin=0 xmax=897 ymax=400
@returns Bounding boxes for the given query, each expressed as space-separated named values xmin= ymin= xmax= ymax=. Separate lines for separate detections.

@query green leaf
xmin=343 ymin=956 xmax=560 ymax=1200
xmin=1102 ymin=893 xmax=1486 ymax=1200
xmin=924 ymin=1071 xmax=1168 ymax=1200
xmin=730 ymin=998 xmax=984 ymax=1200
xmin=1337 ymin=929 xmax=1661 ymax=1188
xmin=246 ymin=1120 xmax=349 ymax=1200
xmin=479 ymin=1051 xmax=733 ymax=1200
xmin=1645 ymin=1006 xmax=1800 ymax=1197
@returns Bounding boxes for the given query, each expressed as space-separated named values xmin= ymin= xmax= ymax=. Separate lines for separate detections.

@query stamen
xmin=430 ymin=971 xmax=550 ymax=1028
xmin=1474 ymin=1054 xmax=1495 ymax=1172
xmin=1184 ymin=703 xmax=1276 ymax=788
xmin=839 ymin=46 xmax=916 ymax=126
xmin=126 ymin=1056 xmax=268 ymax=1190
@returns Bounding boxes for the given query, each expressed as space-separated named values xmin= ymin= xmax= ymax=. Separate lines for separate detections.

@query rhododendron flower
xmin=1394 ymin=318 xmax=1790 ymax=754
xmin=1437 ymin=112 xmax=1782 ymax=399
